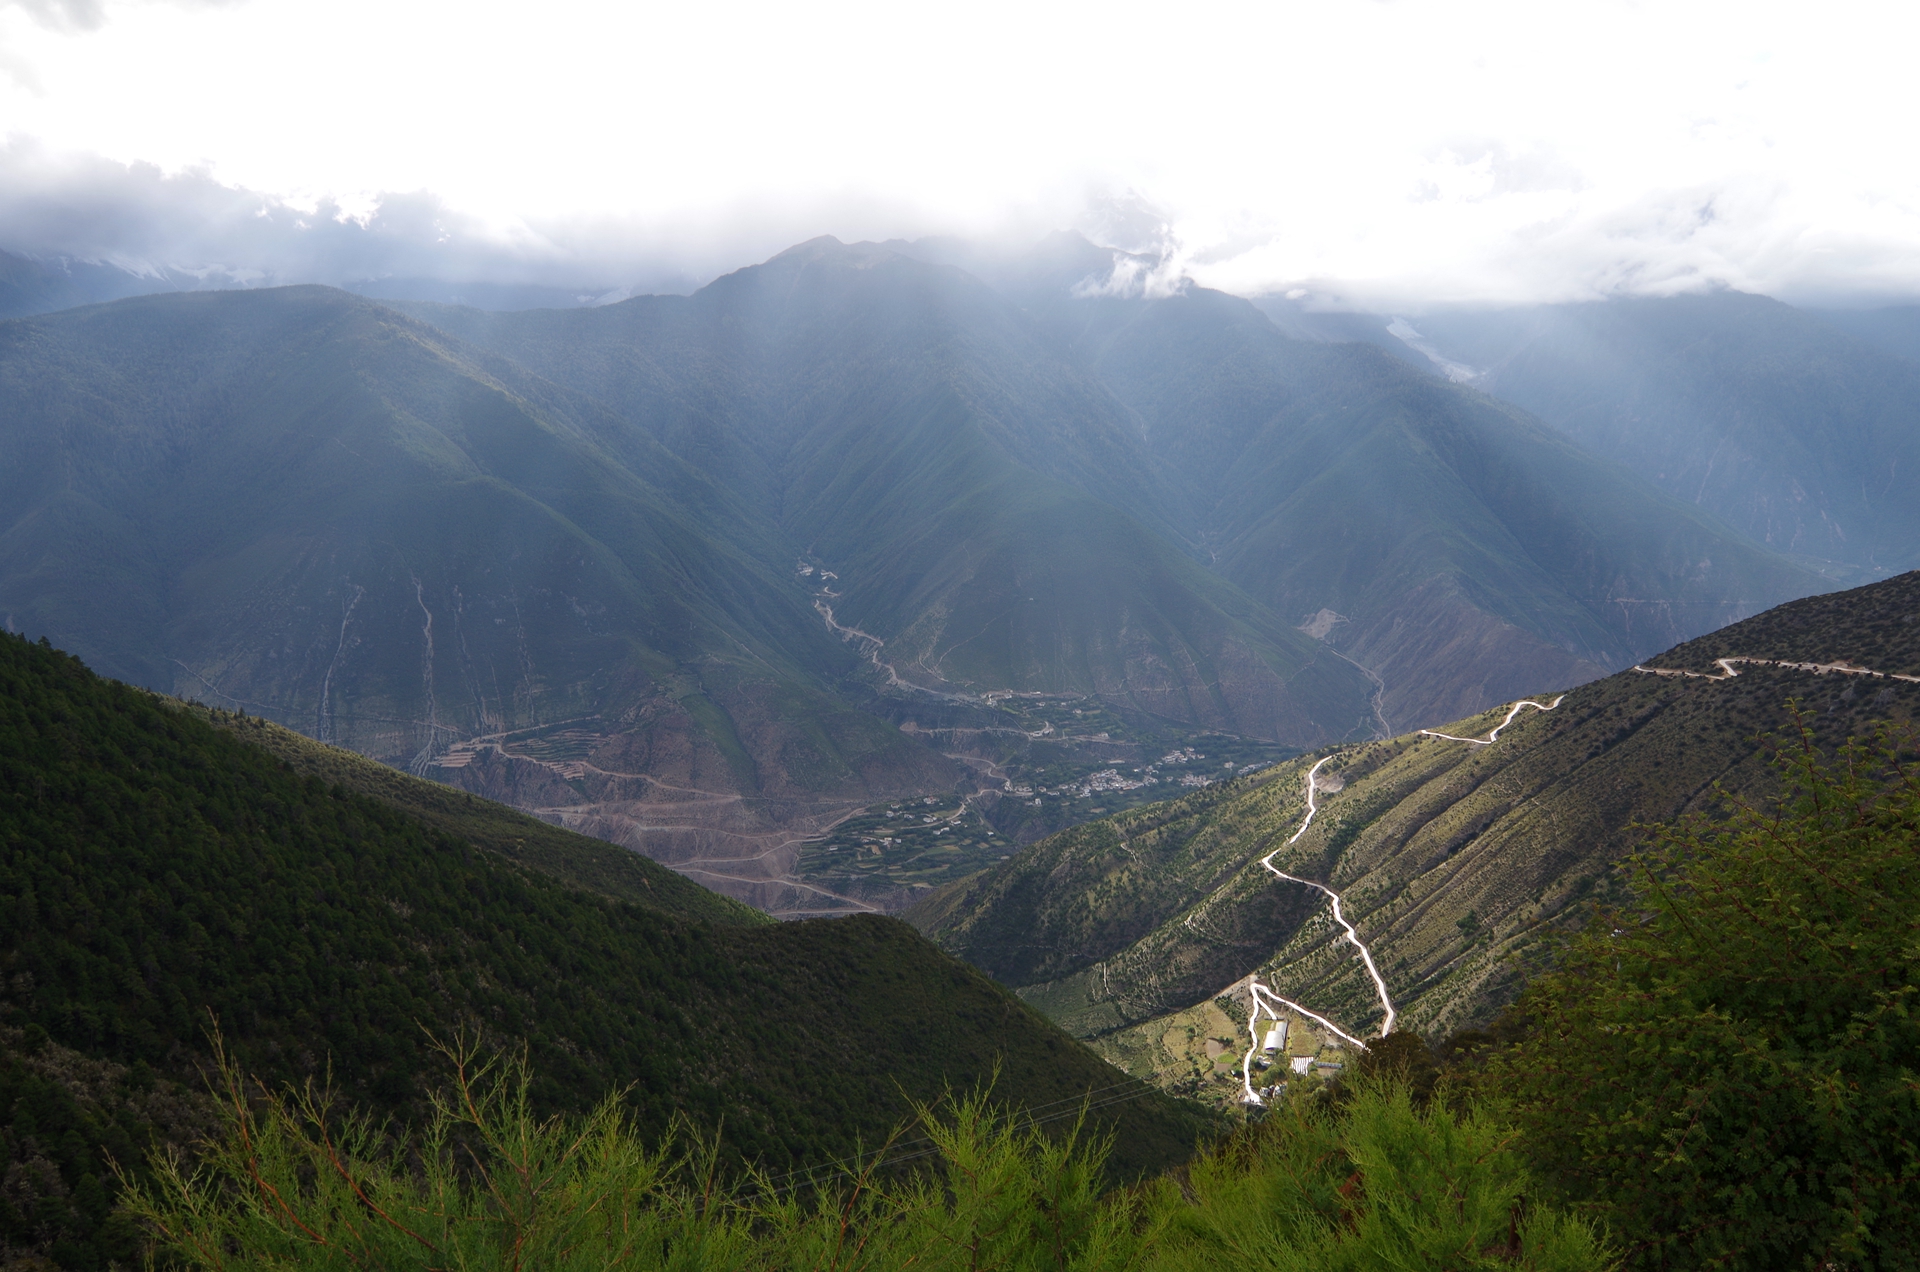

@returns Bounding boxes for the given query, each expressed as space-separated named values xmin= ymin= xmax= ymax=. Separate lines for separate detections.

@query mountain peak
xmin=767 ymin=233 xmax=849 ymax=258
xmin=762 ymin=234 xmax=912 ymax=270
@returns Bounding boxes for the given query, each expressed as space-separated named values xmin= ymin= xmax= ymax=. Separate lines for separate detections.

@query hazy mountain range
xmin=1259 ymin=289 xmax=1920 ymax=575
xmin=5 ymin=233 xmax=1912 ymax=911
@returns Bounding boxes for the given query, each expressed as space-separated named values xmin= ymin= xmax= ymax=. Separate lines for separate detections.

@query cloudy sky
xmin=0 ymin=0 xmax=1914 ymax=308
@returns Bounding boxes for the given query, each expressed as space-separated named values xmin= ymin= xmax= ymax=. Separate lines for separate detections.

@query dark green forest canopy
xmin=0 ymin=633 xmax=1210 ymax=1267
xmin=181 ymin=702 xmax=767 ymax=925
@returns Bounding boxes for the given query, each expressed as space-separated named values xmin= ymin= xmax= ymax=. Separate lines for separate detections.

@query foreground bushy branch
xmin=125 ymin=1039 xmax=1606 ymax=1270
xmin=1154 ymin=1085 xmax=1606 ymax=1271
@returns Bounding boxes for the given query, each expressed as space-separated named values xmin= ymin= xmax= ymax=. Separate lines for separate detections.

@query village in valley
xmin=793 ymin=555 xmax=1302 ymax=907
xmin=1084 ymin=985 xmax=1358 ymax=1113
xmin=794 ymin=706 xmax=1297 ymax=909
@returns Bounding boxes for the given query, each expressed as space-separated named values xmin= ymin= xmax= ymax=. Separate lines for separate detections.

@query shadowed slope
xmin=1300 ymin=292 xmax=1920 ymax=575
xmin=189 ymin=704 xmax=768 ymax=924
xmin=1032 ymin=278 xmax=1821 ymax=730
xmin=0 ymin=633 xmax=1214 ymax=1197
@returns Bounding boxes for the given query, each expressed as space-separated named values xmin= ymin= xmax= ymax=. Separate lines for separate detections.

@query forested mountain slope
xmin=411 ymin=236 xmax=1820 ymax=741
xmin=188 ymin=703 xmax=765 ymax=923
xmin=0 ymin=633 xmax=1210 ymax=1266
xmin=912 ymin=571 xmax=1920 ymax=1086
xmin=1819 ymin=303 xmax=1920 ymax=366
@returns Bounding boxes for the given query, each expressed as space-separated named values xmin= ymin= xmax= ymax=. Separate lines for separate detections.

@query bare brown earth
xmin=1331 ymin=580 xmax=1608 ymax=730
xmin=1319 ymin=576 xmax=1790 ymax=733
xmin=416 ymin=688 xmax=965 ymax=918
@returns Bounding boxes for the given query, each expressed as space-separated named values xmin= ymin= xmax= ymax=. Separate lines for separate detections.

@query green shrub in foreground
xmin=1157 ymin=1086 xmax=1606 ymax=1272
xmin=126 ymin=1039 xmax=1607 ymax=1270
xmin=1494 ymin=717 xmax=1920 ymax=1268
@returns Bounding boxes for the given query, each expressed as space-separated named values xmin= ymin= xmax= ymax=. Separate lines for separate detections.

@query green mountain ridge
xmin=0 ymin=631 xmax=1212 ymax=1267
xmin=393 ymin=241 xmax=1378 ymax=745
xmin=909 ymin=570 xmax=1920 ymax=1098
xmin=184 ymin=701 xmax=766 ymax=924
xmin=401 ymin=234 xmax=1827 ymax=746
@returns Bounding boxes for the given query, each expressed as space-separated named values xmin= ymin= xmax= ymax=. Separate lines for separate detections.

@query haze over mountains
xmin=1262 ymin=290 xmax=1920 ymax=576
xmin=11 ymin=4 xmax=1920 ymax=1261
xmin=0 ymin=285 xmax=967 ymax=914
xmin=4 ymin=231 xmax=1908 ymax=913
xmin=406 ymin=234 xmax=1825 ymax=720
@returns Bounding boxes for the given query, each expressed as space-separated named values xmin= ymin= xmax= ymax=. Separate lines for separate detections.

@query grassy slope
xmin=0 ymin=635 xmax=1214 ymax=1194
xmin=912 ymin=571 xmax=1920 ymax=1055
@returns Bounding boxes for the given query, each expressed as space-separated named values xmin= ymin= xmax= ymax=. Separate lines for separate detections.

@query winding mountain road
xmin=1234 ymin=655 xmax=1917 ymax=1102
xmin=1634 ymin=656 xmax=1920 ymax=685
xmin=1418 ymin=695 xmax=1566 ymax=745
xmin=1238 ymin=696 xmax=1565 ymax=1104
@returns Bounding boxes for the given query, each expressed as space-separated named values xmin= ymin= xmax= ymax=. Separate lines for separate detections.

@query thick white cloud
xmin=0 ymin=139 xmax=897 ymax=295
xmin=0 ymin=0 xmax=1915 ymax=307
xmin=1 ymin=0 xmax=238 ymax=33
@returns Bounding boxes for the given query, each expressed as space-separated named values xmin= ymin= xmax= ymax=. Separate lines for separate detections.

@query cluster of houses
xmin=1239 ymin=1017 xmax=1346 ymax=1103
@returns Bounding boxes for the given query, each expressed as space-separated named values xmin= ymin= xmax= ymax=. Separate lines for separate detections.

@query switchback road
xmin=1238 ymin=696 xmax=1566 ymax=1104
